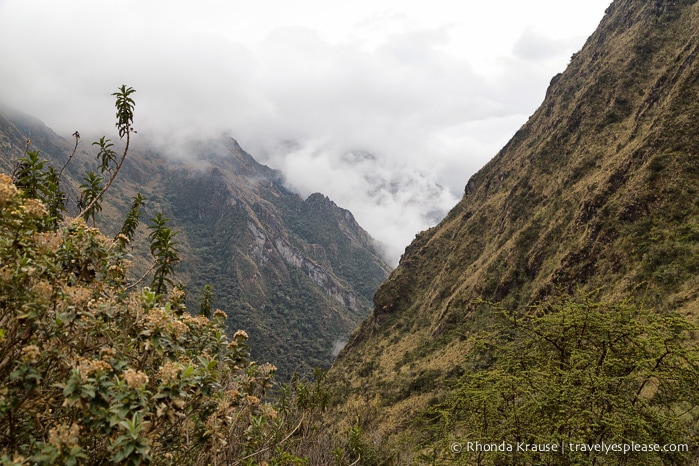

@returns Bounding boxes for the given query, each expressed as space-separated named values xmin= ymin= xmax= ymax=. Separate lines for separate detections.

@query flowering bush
xmin=0 ymin=173 xmax=300 ymax=465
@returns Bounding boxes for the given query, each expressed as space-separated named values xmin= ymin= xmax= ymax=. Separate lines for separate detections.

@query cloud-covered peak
xmin=0 ymin=0 xmax=611 ymax=265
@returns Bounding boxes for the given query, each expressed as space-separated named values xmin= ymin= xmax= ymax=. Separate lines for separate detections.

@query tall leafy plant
xmin=116 ymin=193 xmax=146 ymax=249
xmin=77 ymin=85 xmax=136 ymax=220
xmin=148 ymin=213 xmax=180 ymax=297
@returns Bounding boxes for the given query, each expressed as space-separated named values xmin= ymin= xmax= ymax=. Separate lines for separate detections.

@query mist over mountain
xmin=0 ymin=0 xmax=613 ymax=270
xmin=12 ymin=0 xmax=699 ymax=462
xmin=0 ymin=108 xmax=391 ymax=380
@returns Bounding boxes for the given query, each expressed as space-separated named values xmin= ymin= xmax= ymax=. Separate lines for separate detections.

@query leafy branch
xmin=78 ymin=85 xmax=136 ymax=220
xmin=148 ymin=213 xmax=180 ymax=297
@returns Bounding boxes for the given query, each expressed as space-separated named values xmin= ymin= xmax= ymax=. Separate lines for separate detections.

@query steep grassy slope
xmin=327 ymin=0 xmax=699 ymax=458
xmin=0 ymin=113 xmax=390 ymax=380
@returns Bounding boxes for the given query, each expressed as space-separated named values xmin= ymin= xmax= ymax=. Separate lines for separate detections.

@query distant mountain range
xmin=0 ymin=107 xmax=391 ymax=379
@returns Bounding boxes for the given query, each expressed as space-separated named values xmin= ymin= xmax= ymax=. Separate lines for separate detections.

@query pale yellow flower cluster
xmin=107 ymin=263 xmax=124 ymax=274
xmin=168 ymin=287 xmax=186 ymax=303
xmin=30 ymin=280 xmax=53 ymax=299
xmin=99 ymin=347 xmax=116 ymax=361
xmin=77 ymin=357 xmax=113 ymax=382
xmin=0 ymin=174 xmax=18 ymax=206
xmin=144 ymin=307 xmax=189 ymax=338
xmin=33 ymin=231 xmax=62 ymax=254
xmin=244 ymin=395 xmax=260 ymax=405
xmin=169 ymin=319 xmax=189 ymax=339
xmin=144 ymin=307 xmax=169 ymax=330
xmin=213 ymin=309 xmax=227 ymax=320
xmin=172 ymin=398 xmax=186 ymax=409
xmin=0 ymin=266 xmax=10 ymax=283
xmin=260 ymin=363 xmax=277 ymax=375
xmin=65 ymin=286 xmax=91 ymax=307
xmin=48 ymin=423 xmax=81 ymax=449
xmin=70 ymin=217 xmax=87 ymax=229
xmin=123 ymin=368 xmax=149 ymax=389
xmin=21 ymin=345 xmax=41 ymax=363
xmin=86 ymin=226 xmax=102 ymax=237
xmin=157 ymin=361 xmax=183 ymax=384
xmin=181 ymin=313 xmax=210 ymax=328
xmin=22 ymin=198 xmax=47 ymax=219
xmin=233 ymin=330 xmax=248 ymax=340
xmin=261 ymin=403 xmax=278 ymax=420
xmin=114 ymin=233 xmax=129 ymax=244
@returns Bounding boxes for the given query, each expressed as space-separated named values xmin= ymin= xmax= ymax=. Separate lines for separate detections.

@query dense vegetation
xmin=419 ymin=296 xmax=699 ymax=465
xmin=0 ymin=90 xmax=381 ymax=464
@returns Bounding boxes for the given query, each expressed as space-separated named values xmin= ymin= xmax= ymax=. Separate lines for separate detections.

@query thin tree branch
xmin=78 ymin=128 xmax=130 ymax=219
xmin=231 ymin=413 xmax=306 ymax=465
xmin=59 ymin=131 xmax=80 ymax=181
xmin=125 ymin=262 xmax=156 ymax=291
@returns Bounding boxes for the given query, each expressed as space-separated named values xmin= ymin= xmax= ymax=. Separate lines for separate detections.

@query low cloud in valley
xmin=0 ymin=0 xmax=611 ymax=264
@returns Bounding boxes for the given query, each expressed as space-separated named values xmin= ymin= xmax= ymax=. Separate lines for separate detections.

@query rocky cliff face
xmin=327 ymin=0 xmax=699 ymax=455
xmin=0 ymin=112 xmax=391 ymax=379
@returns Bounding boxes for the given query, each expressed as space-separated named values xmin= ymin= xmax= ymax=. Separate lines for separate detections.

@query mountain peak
xmin=0 ymin=111 xmax=390 ymax=380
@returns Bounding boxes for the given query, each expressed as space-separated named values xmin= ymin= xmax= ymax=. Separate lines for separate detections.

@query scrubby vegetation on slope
xmin=418 ymin=295 xmax=699 ymax=465
xmin=0 ymin=89 xmax=373 ymax=465
xmin=0 ymin=172 xmax=293 ymax=464
xmin=326 ymin=0 xmax=699 ymax=463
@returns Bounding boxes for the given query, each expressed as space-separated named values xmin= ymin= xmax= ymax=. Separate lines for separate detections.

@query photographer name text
xmin=451 ymin=441 xmax=689 ymax=455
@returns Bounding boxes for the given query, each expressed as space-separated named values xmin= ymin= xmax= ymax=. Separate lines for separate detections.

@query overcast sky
xmin=0 ymin=0 xmax=611 ymax=264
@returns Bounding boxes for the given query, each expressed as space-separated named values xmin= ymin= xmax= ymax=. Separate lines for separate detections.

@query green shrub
xmin=423 ymin=295 xmax=699 ymax=465
xmin=0 ymin=174 xmax=306 ymax=464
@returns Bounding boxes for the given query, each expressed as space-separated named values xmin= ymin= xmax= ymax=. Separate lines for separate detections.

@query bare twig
xmin=231 ymin=414 xmax=306 ymax=465
xmin=59 ymin=131 xmax=80 ymax=181
xmin=125 ymin=263 xmax=156 ymax=291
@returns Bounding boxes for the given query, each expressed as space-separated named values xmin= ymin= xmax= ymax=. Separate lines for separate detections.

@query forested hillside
xmin=0 ymin=105 xmax=390 ymax=380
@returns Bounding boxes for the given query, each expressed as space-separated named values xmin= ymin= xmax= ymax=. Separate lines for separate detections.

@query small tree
xmin=78 ymin=172 xmax=103 ymax=226
xmin=199 ymin=283 xmax=215 ymax=318
xmin=77 ymin=85 xmax=136 ymax=219
xmin=11 ymin=148 xmax=48 ymax=199
xmin=148 ymin=213 xmax=180 ymax=297
xmin=12 ymin=148 xmax=66 ymax=227
xmin=115 ymin=193 xmax=146 ymax=249
xmin=427 ymin=294 xmax=699 ymax=465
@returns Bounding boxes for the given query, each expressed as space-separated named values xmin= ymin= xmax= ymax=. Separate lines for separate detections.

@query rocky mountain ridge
xmin=0 ymin=108 xmax=391 ymax=379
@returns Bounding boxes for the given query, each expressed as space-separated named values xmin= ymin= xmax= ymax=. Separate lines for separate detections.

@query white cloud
xmin=0 ymin=0 xmax=612 ymax=265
